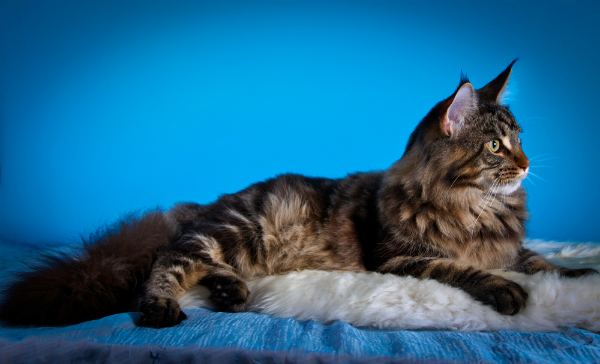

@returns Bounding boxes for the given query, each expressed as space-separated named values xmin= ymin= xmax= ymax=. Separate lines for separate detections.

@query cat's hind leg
xmin=138 ymin=233 xmax=249 ymax=328
xmin=513 ymin=248 xmax=598 ymax=277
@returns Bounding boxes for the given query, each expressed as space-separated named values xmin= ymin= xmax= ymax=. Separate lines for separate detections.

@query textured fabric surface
xmin=2 ymin=239 xmax=600 ymax=363
xmin=2 ymin=309 xmax=600 ymax=363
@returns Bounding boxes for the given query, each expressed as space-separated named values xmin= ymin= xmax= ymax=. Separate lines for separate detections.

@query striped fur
xmin=1 ymin=61 xmax=596 ymax=328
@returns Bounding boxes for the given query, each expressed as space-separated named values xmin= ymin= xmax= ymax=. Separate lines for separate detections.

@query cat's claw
xmin=201 ymin=275 xmax=249 ymax=313
xmin=138 ymin=296 xmax=187 ymax=328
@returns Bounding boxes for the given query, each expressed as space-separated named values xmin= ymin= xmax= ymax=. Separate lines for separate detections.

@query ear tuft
xmin=459 ymin=71 xmax=470 ymax=87
xmin=443 ymin=82 xmax=477 ymax=137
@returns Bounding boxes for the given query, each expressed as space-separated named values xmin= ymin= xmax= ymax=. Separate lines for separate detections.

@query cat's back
xmin=248 ymin=172 xmax=385 ymax=230
xmin=254 ymin=172 xmax=385 ymax=274
xmin=203 ymin=172 xmax=384 ymax=225
xmin=245 ymin=172 xmax=385 ymax=254
xmin=172 ymin=172 xmax=384 ymax=276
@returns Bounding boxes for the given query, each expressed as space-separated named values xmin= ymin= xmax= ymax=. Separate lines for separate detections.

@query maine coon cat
xmin=1 ymin=60 xmax=595 ymax=328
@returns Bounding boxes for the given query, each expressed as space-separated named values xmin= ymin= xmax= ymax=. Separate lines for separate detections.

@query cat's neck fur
xmin=377 ymin=131 xmax=528 ymax=269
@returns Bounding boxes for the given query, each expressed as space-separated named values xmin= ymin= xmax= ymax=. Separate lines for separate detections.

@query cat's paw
xmin=201 ymin=274 xmax=249 ymax=312
xmin=559 ymin=267 xmax=599 ymax=278
xmin=470 ymin=276 xmax=528 ymax=316
xmin=138 ymin=296 xmax=187 ymax=328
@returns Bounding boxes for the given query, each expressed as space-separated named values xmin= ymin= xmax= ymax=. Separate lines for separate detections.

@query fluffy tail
xmin=0 ymin=210 xmax=179 ymax=326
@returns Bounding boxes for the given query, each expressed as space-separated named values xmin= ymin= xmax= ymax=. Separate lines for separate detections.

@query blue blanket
xmin=2 ymin=240 xmax=600 ymax=363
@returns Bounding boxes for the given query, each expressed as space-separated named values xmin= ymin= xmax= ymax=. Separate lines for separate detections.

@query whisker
xmin=468 ymin=178 xmax=501 ymax=234
xmin=528 ymin=156 xmax=559 ymax=163
xmin=527 ymin=171 xmax=547 ymax=183
xmin=496 ymin=188 xmax=507 ymax=214
xmin=471 ymin=183 xmax=500 ymax=235
xmin=524 ymin=175 xmax=536 ymax=186
xmin=528 ymin=154 xmax=549 ymax=161
xmin=528 ymin=165 xmax=553 ymax=169
xmin=447 ymin=173 xmax=463 ymax=194
xmin=472 ymin=177 xmax=500 ymax=212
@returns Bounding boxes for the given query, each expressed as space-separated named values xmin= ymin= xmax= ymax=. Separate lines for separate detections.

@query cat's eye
xmin=487 ymin=140 xmax=501 ymax=153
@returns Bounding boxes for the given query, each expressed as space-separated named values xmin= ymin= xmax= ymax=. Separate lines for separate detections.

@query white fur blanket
xmin=179 ymin=240 xmax=600 ymax=332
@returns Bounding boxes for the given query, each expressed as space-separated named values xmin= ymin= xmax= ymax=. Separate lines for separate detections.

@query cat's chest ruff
xmin=448 ymin=186 xmax=524 ymax=233
xmin=396 ymin=188 xmax=525 ymax=268
xmin=453 ymin=235 xmax=522 ymax=269
xmin=445 ymin=193 xmax=525 ymax=269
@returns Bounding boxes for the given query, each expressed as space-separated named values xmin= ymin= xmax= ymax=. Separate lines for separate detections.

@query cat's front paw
xmin=559 ymin=267 xmax=599 ymax=278
xmin=201 ymin=274 xmax=249 ymax=313
xmin=138 ymin=296 xmax=187 ymax=328
xmin=470 ymin=276 xmax=528 ymax=316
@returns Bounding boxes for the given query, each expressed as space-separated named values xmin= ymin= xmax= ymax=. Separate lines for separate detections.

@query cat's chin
xmin=496 ymin=181 xmax=522 ymax=195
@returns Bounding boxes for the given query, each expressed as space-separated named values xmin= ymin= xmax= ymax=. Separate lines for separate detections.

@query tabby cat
xmin=1 ymin=60 xmax=595 ymax=328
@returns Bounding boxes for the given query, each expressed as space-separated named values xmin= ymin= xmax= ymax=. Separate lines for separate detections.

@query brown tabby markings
xmin=132 ymin=61 xmax=596 ymax=327
xmin=1 ymin=60 xmax=596 ymax=329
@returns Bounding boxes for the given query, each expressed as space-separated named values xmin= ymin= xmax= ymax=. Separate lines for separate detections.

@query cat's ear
xmin=477 ymin=58 xmax=518 ymax=103
xmin=442 ymin=81 xmax=477 ymax=137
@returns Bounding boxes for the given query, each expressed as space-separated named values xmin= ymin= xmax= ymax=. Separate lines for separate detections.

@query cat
xmin=1 ymin=60 xmax=596 ymax=328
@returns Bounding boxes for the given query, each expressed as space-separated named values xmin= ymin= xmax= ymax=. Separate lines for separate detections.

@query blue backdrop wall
xmin=1 ymin=1 xmax=599 ymax=245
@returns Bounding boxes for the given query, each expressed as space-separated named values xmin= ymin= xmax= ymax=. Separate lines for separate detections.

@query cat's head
xmin=402 ymin=59 xmax=528 ymax=197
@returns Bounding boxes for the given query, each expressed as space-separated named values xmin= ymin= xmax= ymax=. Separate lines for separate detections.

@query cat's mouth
xmin=496 ymin=167 xmax=528 ymax=195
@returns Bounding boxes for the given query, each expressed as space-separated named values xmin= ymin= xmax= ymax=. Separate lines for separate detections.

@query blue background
xmin=1 ymin=1 xmax=599 ymax=245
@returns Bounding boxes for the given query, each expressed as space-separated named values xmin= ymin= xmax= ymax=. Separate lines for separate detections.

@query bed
xmin=1 ymin=238 xmax=600 ymax=363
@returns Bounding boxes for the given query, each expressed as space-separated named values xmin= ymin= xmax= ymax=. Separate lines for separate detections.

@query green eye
xmin=487 ymin=139 xmax=501 ymax=153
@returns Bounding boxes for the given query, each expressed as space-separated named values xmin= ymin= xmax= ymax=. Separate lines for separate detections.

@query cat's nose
xmin=515 ymin=155 xmax=529 ymax=171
